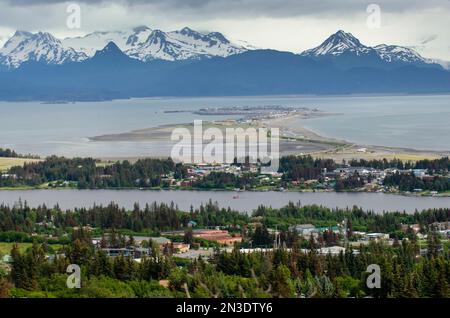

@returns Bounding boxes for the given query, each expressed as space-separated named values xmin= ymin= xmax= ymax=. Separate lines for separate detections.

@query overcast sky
xmin=0 ymin=0 xmax=449 ymax=60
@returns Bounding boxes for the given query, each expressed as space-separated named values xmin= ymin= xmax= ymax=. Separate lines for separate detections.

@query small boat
xmin=233 ymin=195 xmax=239 ymax=199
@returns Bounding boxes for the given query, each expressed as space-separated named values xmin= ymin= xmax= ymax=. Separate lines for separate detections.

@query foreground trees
xmin=0 ymin=201 xmax=448 ymax=298
xmin=5 ymin=238 xmax=448 ymax=298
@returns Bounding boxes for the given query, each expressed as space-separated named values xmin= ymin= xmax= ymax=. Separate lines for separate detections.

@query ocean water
xmin=295 ymin=94 xmax=450 ymax=151
xmin=1 ymin=189 xmax=449 ymax=214
xmin=0 ymin=94 xmax=449 ymax=158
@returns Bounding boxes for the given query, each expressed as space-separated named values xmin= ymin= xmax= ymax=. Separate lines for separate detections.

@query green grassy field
xmin=0 ymin=242 xmax=63 ymax=256
xmin=0 ymin=242 xmax=33 ymax=255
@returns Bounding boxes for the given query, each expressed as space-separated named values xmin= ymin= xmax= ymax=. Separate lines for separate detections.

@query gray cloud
xmin=5 ymin=0 xmax=450 ymax=17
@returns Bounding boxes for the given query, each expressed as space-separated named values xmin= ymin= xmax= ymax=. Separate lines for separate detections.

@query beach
xmin=87 ymin=111 xmax=449 ymax=162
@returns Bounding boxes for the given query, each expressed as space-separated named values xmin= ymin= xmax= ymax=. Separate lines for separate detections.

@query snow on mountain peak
xmin=207 ymin=32 xmax=230 ymax=45
xmin=302 ymin=30 xmax=372 ymax=57
xmin=2 ymin=27 xmax=439 ymax=69
xmin=62 ymin=30 xmax=131 ymax=57
xmin=126 ymin=26 xmax=153 ymax=48
xmin=148 ymin=29 xmax=167 ymax=41
xmin=373 ymin=44 xmax=430 ymax=64
xmin=179 ymin=27 xmax=198 ymax=36
xmin=13 ymin=30 xmax=33 ymax=38
xmin=0 ymin=30 xmax=87 ymax=68
xmin=59 ymin=26 xmax=246 ymax=62
xmin=125 ymin=26 xmax=246 ymax=61
xmin=0 ymin=25 xmax=249 ymax=67
xmin=300 ymin=30 xmax=438 ymax=67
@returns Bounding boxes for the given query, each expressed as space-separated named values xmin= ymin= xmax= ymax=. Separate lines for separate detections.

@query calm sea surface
xmin=0 ymin=94 xmax=449 ymax=157
xmin=0 ymin=189 xmax=449 ymax=214
xmin=296 ymin=94 xmax=450 ymax=151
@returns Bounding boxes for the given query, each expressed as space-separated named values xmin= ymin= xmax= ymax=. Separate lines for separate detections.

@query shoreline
xmin=262 ymin=113 xmax=450 ymax=161
xmin=0 ymin=188 xmax=450 ymax=215
xmin=0 ymin=186 xmax=448 ymax=197
xmin=87 ymin=112 xmax=449 ymax=162
xmin=4 ymin=91 xmax=450 ymax=104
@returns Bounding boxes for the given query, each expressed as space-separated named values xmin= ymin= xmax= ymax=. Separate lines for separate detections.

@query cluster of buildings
xmin=289 ymin=223 xmax=390 ymax=245
xmin=162 ymin=229 xmax=243 ymax=246
xmin=401 ymin=221 xmax=450 ymax=239
xmin=90 ymin=229 xmax=243 ymax=260
xmin=91 ymin=235 xmax=191 ymax=259
xmin=319 ymin=166 xmax=448 ymax=192
xmin=191 ymin=229 xmax=243 ymax=245
xmin=163 ymin=161 xmax=448 ymax=193
xmin=232 ymin=246 xmax=351 ymax=256
xmin=288 ymin=220 xmax=450 ymax=249
xmin=161 ymin=162 xmax=261 ymax=188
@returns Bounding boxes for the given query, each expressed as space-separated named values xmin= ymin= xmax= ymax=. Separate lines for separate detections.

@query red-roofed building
xmin=193 ymin=229 xmax=242 ymax=246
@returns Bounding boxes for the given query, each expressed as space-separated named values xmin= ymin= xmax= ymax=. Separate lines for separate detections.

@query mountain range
xmin=0 ymin=28 xmax=449 ymax=100
xmin=0 ymin=26 xmax=247 ymax=68
xmin=300 ymin=30 xmax=440 ymax=69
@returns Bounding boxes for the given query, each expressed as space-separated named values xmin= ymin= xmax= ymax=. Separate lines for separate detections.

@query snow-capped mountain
xmin=301 ymin=30 xmax=375 ymax=57
xmin=125 ymin=27 xmax=246 ymax=61
xmin=0 ymin=26 xmax=247 ymax=68
xmin=61 ymin=26 xmax=153 ymax=57
xmin=62 ymin=26 xmax=246 ymax=62
xmin=301 ymin=30 xmax=437 ymax=68
xmin=0 ymin=30 xmax=87 ymax=68
xmin=0 ymin=27 xmax=445 ymax=70
xmin=374 ymin=44 xmax=432 ymax=64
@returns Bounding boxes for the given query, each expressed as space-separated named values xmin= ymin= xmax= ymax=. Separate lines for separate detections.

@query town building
xmin=172 ymin=243 xmax=190 ymax=253
xmin=192 ymin=229 xmax=243 ymax=246
xmin=289 ymin=224 xmax=316 ymax=236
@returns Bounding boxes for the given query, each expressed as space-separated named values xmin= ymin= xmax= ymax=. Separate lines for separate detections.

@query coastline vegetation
xmin=0 ymin=148 xmax=40 ymax=160
xmin=0 ymin=153 xmax=448 ymax=195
